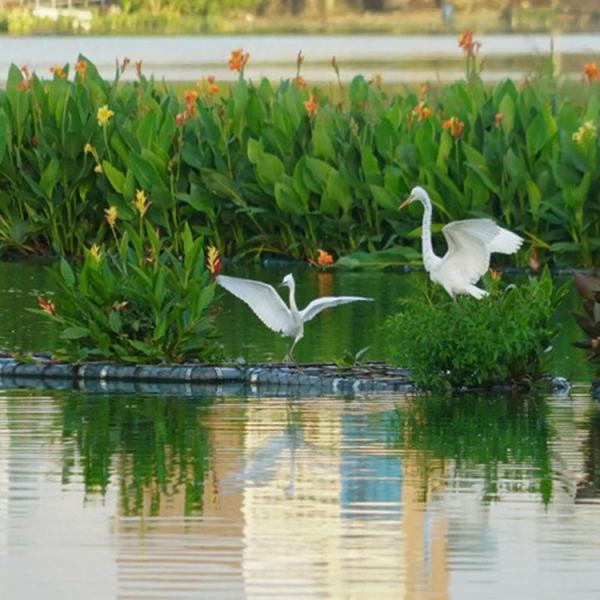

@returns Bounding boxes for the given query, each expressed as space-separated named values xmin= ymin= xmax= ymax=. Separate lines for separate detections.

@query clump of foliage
xmin=31 ymin=223 xmax=221 ymax=363
xmin=0 ymin=50 xmax=600 ymax=265
xmin=572 ymin=271 xmax=600 ymax=364
xmin=385 ymin=268 xmax=566 ymax=391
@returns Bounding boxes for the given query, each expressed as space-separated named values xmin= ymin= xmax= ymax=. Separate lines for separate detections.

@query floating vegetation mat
xmin=0 ymin=357 xmax=414 ymax=396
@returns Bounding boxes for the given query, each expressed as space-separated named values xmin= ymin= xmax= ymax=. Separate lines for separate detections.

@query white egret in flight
xmin=217 ymin=273 xmax=373 ymax=360
xmin=400 ymin=186 xmax=523 ymax=299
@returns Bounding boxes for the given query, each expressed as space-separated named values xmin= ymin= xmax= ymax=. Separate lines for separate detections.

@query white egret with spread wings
xmin=400 ymin=186 xmax=523 ymax=299
xmin=217 ymin=273 xmax=372 ymax=360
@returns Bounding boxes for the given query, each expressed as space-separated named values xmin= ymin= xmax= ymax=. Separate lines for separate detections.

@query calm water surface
xmin=1 ymin=34 xmax=600 ymax=83
xmin=1 ymin=389 xmax=600 ymax=598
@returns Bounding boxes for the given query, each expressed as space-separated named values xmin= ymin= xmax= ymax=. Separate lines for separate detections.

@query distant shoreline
xmin=1 ymin=7 xmax=599 ymax=37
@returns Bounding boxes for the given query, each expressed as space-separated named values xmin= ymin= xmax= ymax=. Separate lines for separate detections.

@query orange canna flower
xmin=121 ymin=57 xmax=130 ymax=73
xmin=135 ymin=60 xmax=143 ymax=77
xmin=316 ymin=249 xmax=334 ymax=266
xmin=583 ymin=62 xmax=600 ymax=82
xmin=184 ymin=89 xmax=197 ymax=107
xmin=20 ymin=65 xmax=30 ymax=78
xmin=17 ymin=79 xmax=31 ymax=92
xmin=489 ymin=268 xmax=502 ymax=280
xmin=293 ymin=75 xmax=307 ymax=89
xmin=419 ymin=82 xmax=429 ymax=97
xmin=206 ymin=246 xmax=222 ymax=278
xmin=304 ymin=93 xmax=318 ymax=113
xmin=495 ymin=112 xmax=504 ymax=128
xmin=443 ymin=116 xmax=465 ymax=140
xmin=458 ymin=30 xmax=473 ymax=50
xmin=38 ymin=296 xmax=57 ymax=317
xmin=458 ymin=30 xmax=481 ymax=57
xmin=75 ymin=60 xmax=87 ymax=76
xmin=175 ymin=111 xmax=191 ymax=127
xmin=412 ymin=101 xmax=433 ymax=122
xmin=50 ymin=66 xmax=66 ymax=79
xmin=206 ymin=75 xmax=219 ymax=94
xmin=228 ymin=49 xmax=250 ymax=73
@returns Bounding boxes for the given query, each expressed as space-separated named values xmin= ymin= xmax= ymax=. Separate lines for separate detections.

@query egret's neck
xmin=419 ymin=195 xmax=438 ymax=272
xmin=287 ymin=280 xmax=299 ymax=314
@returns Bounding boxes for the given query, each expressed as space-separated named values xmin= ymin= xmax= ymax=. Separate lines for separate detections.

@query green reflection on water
xmin=390 ymin=394 xmax=553 ymax=504
xmin=60 ymin=394 xmax=213 ymax=516
xmin=49 ymin=391 xmax=571 ymax=516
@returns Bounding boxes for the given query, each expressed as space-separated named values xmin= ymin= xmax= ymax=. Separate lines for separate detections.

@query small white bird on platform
xmin=400 ymin=186 xmax=523 ymax=299
xmin=217 ymin=273 xmax=373 ymax=360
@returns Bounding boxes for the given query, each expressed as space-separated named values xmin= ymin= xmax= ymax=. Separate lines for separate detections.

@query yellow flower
xmin=84 ymin=143 xmax=94 ymax=154
xmin=206 ymin=245 xmax=222 ymax=277
xmin=90 ymin=244 xmax=102 ymax=263
xmin=105 ymin=206 xmax=118 ymax=229
xmin=97 ymin=105 xmax=114 ymax=127
xmin=94 ymin=164 xmax=103 ymax=174
xmin=572 ymin=120 xmax=597 ymax=145
xmin=135 ymin=189 xmax=150 ymax=216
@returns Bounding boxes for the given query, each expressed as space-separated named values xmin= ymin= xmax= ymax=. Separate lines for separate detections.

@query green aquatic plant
xmin=385 ymin=267 xmax=566 ymax=391
xmin=31 ymin=223 xmax=221 ymax=363
xmin=0 ymin=52 xmax=599 ymax=264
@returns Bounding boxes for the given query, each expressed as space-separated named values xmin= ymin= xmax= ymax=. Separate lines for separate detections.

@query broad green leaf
xmin=60 ymin=258 xmax=75 ymax=287
xmin=499 ymin=94 xmax=516 ymax=134
xmin=40 ymin=158 xmax=60 ymax=199
xmin=370 ymin=185 xmax=397 ymax=211
xmin=312 ymin=118 xmax=336 ymax=163
xmin=325 ymin=170 xmax=351 ymax=213
xmin=59 ymin=326 xmax=90 ymax=340
xmin=275 ymin=182 xmax=306 ymax=215
xmin=102 ymin=161 xmax=126 ymax=194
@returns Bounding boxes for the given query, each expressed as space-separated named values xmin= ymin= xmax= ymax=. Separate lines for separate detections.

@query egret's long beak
xmin=399 ymin=195 xmax=413 ymax=210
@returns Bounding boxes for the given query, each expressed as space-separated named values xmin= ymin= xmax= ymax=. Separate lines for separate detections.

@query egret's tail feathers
xmin=488 ymin=228 xmax=524 ymax=254
xmin=465 ymin=285 xmax=489 ymax=300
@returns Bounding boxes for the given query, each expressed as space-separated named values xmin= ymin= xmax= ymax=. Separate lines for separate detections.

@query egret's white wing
xmin=216 ymin=274 xmax=291 ymax=333
xmin=486 ymin=226 xmax=523 ymax=254
xmin=444 ymin=219 xmax=523 ymax=253
xmin=442 ymin=219 xmax=521 ymax=284
xmin=300 ymin=296 xmax=373 ymax=323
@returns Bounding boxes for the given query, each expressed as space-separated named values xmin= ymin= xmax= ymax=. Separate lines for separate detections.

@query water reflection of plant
xmin=390 ymin=394 xmax=553 ymax=504
xmin=576 ymin=407 xmax=600 ymax=502
xmin=60 ymin=394 xmax=213 ymax=516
